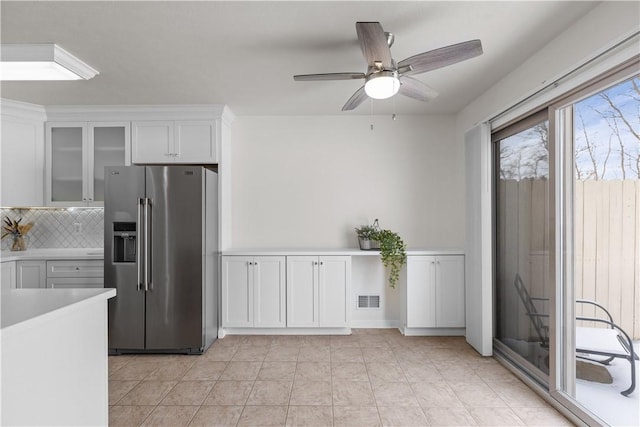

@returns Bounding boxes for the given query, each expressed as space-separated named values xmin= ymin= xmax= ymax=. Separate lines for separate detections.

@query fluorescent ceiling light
xmin=0 ymin=44 xmax=99 ymax=81
xmin=364 ymin=71 xmax=400 ymax=100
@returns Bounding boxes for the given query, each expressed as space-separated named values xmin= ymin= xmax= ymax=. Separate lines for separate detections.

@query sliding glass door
xmin=492 ymin=60 xmax=639 ymax=425
xmin=493 ymin=112 xmax=551 ymax=386
xmin=554 ymin=69 xmax=639 ymax=426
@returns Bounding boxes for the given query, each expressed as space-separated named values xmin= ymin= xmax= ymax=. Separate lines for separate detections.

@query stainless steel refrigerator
xmin=104 ymin=165 xmax=218 ymax=354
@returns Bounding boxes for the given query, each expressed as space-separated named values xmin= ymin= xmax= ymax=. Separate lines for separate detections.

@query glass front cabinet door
xmin=46 ymin=122 xmax=130 ymax=206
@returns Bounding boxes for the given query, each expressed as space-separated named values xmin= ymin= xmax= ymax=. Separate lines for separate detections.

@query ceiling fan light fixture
xmin=0 ymin=44 xmax=98 ymax=81
xmin=364 ymin=70 xmax=400 ymax=100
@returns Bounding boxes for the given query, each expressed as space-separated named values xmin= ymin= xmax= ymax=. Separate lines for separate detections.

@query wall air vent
xmin=357 ymin=295 xmax=380 ymax=309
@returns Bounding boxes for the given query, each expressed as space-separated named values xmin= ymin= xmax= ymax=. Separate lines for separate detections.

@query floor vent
xmin=357 ymin=295 xmax=380 ymax=309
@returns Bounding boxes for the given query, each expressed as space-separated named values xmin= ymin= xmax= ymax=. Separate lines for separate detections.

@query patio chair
xmin=514 ymin=273 xmax=637 ymax=396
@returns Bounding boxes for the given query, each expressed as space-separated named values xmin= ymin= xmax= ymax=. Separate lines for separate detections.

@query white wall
xmin=456 ymin=1 xmax=640 ymax=133
xmin=231 ymin=115 xmax=463 ymax=249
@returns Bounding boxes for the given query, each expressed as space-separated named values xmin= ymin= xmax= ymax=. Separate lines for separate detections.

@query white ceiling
xmin=1 ymin=1 xmax=599 ymax=116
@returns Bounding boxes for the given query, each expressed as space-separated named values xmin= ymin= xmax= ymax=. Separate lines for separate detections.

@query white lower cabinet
xmin=16 ymin=261 xmax=47 ymax=288
xmin=406 ymin=255 xmax=465 ymax=328
xmin=287 ymin=256 xmax=351 ymax=328
xmin=1 ymin=261 xmax=17 ymax=290
xmin=221 ymin=256 xmax=286 ymax=328
xmin=46 ymin=260 xmax=104 ymax=289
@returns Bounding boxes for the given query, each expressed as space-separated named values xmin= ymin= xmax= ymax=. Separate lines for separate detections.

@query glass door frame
xmin=549 ymin=58 xmax=639 ymax=425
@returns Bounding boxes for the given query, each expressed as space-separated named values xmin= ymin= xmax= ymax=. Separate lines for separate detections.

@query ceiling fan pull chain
xmin=370 ymin=98 xmax=374 ymax=130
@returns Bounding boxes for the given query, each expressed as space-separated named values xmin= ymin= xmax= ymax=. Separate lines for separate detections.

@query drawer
xmin=47 ymin=277 xmax=104 ymax=289
xmin=46 ymin=260 xmax=104 ymax=278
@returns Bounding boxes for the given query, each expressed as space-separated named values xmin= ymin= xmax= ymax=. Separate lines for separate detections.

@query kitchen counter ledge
xmin=0 ymin=247 xmax=104 ymax=262
xmin=223 ymin=248 xmax=464 ymax=256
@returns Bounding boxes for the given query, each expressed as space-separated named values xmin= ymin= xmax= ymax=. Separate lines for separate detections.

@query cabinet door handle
xmin=248 ymin=261 xmax=252 ymax=266
xmin=320 ymin=261 xmax=324 ymax=266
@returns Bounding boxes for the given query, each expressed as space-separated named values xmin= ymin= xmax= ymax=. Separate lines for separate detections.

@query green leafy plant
xmin=355 ymin=219 xmax=406 ymax=288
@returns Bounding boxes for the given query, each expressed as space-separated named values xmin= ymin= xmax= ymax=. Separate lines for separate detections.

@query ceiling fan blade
xmin=398 ymin=76 xmax=439 ymax=102
xmin=342 ymin=86 xmax=368 ymax=111
xmin=294 ymin=72 xmax=365 ymax=81
xmin=398 ymin=40 xmax=483 ymax=76
xmin=356 ymin=22 xmax=393 ymax=69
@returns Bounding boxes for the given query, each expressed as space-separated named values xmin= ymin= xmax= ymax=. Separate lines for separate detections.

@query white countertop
xmin=0 ymin=247 xmax=104 ymax=262
xmin=223 ymin=248 xmax=464 ymax=256
xmin=1 ymin=288 xmax=116 ymax=333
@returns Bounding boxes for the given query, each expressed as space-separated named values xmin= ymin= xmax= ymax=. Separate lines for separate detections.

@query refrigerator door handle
xmin=144 ymin=197 xmax=152 ymax=291
xmin=137 ymin=198 xmax=144 ymax=291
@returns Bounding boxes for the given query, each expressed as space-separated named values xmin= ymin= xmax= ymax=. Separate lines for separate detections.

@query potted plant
xmin=355 ymin=220 xmax=380 ymax=250
xmin=1 ymin=216 xmax=34 ymax=251
xmin=355 ymin=219 xmax=407 ymax=288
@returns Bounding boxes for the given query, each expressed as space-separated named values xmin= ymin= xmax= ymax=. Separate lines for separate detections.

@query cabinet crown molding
xmin=1 ymin=98 xmax=47 ymax=121
xmin=44 ymin=104 xmax=234 ymax=123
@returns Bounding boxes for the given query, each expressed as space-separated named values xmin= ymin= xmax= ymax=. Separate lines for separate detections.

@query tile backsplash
xmin=1 ymin=208 xmax=104 ymax=250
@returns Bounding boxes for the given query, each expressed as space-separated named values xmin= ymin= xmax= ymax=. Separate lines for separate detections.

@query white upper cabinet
xmin=1 ymin=100 xmax=46 ymax=207
xmin=45 ymin=121 xmax=130 ymax=207
xmin=132 ymin=120 xmax=218 ymax=164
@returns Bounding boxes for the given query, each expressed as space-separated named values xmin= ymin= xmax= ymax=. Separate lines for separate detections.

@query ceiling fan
xmin=293 ymin=22 xmax=483 ymax=111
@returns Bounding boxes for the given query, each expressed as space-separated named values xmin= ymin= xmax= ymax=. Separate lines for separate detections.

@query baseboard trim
xmin=350 ymin=320 xmax=401 ymax=329
xmin=401 ymin=327 xmax=466 ymax=336
xmin=220 ymin=327 xmax=352 ymax=336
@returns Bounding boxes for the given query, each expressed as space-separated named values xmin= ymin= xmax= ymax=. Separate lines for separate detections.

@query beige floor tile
xmin=259 ymin=361 xmax=297 ymax=381
xmin=203 ymin=345 xmax=238 ymax=361
xmin=378 ymin=406 xmax=429 ymax=427
xmin=290 ymin=380 xmax=333 ymax=406
xmin=486 ymin=381 xmax=548 ymax=408
xmin=330 ymin=336 xmax=361 ymax=348
xmin=401 ymin=361 xmax=444 ymax=382
xmin=331 ymin=347 xmax=364 ymax=363
xmin=232 ymin=344 xmax=270 ymax=361
xmin=109 ymin=360 xmax=160 ymax=381
xmin=219 ymin=361 xmax=262 ymax=380
xmin=512 ymin=407 xmax=573 ymax=426
xmin=468 ymin=407 xmax=526 ymax=426
xmin=474 ymin=360 xmax=519 ymax=382
xmin=140 ymin=405 xmax=199 ymax=427
xmin=203 ymin=380 xmax=253 ymax=405
xmin=247 ymin=380 xmax=293 ymax=405
xmin=237 ymin=405 xmax=288 ymax=427
xmin=117 ymin=380 xmax=177 ymax=406
xmin=300 ymin=336 xmax=331 ymax=346
xmin=366 ymin=362 xmax=407 ymax=384
xmin=182 ymin=360 xmax=228 ymax=381
xmin=161 ymin=380 xmax=215 ymax=405
xmin=436 ymin=360 xmax=484 ymax=382
xmin=423 ymin=406 xmax=478 ymax=426
xmin=362 ymin=347 xmax=397 ymax=363
xmin=189 ymin=405 xmax=243 ymax=427
xmin=265 ymin=346 xmax=300 ymax=362
xmin=332 ymin=380 xmax=376 ymax=406
xmin=108 ymin=356 xmax=133 ymax=375
xmin=332 ymin=362 xmax=369 ymax=381
xmin=109 ymin=380 xmax=139 ymax=405
xmin=357 ymin=336 xmax=391 ymax=348
xmin=295 ymin=362 xmax=331 ymax=381
xmin=411 ymin=381 xmax=463 ymax=408
xmin=146 ymin=359 xmax=196 ymax=381
xmin=449 ymin=381 xmax=508 ymax=407
xmin=371 ymin=381 xmax=420 ymax=407
xmin=108 ymin=405 xmax=154 ymax=426
xmin=333 ymin=406 xmax=381 ymax=427
xmin=242 ymin=335 xmax=275 ymax=347
xmin=285 ymin=405 xmax=333 ymax=427
xmin=271 ymin=335 xmax=303 ymax=347
xmin=298 ymin=346 xmax=331 ymax=362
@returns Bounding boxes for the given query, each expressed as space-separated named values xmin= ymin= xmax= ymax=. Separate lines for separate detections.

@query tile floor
xmin=108 ymin=329 xmax=574 ymax=426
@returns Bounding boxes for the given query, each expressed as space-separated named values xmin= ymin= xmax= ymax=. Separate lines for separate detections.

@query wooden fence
xmin=497 ymin=179 xmax=639 ymax=341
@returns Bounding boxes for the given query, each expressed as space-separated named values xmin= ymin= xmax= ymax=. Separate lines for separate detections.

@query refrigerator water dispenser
xmin=113 ymin=222 xmax=136 ymax=263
